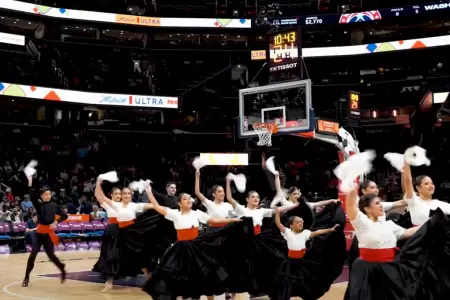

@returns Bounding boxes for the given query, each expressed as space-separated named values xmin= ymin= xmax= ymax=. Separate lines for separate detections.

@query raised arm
xmin=94 ymin=178 xmax=114 ymax=207
xmin=145 ymin=186 xmax=168 ymax=216
xmin=402 ymin=161 xmax=415 ymax=200
xmin=195 ymin=171 xmax=208 ymax=203
xmin=225 ymin=177 xmax=239 ymax=208
xmin=27 ymin=176 xmax=41 ymax=212
xmin=208 ymin=217 xmax=241 ymax=226
xmin=346 ymin=185 xmax=359 ymax=221
xmin=310 ymin=224 xmax=339 ymax=238
xmin=390 ymin=199 xmax=408 ymax=209
xmin=275 ymin=207 xmax=287 ymax=233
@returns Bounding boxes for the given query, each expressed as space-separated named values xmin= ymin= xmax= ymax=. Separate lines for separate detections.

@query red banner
xmin=64 ymin=214 xmax=90 ymax=222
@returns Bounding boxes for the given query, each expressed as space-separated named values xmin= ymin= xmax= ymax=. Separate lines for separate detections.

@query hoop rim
xmin=253 ymin=122 xmax=278 ymax=133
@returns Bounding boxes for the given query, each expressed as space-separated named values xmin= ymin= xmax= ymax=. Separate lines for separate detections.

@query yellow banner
xmin=115 ymin=15 xmax=161 ymax=26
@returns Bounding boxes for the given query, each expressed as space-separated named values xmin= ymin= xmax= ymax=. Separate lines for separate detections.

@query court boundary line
xmin=2 ymin=277 xmax=57 ymax=300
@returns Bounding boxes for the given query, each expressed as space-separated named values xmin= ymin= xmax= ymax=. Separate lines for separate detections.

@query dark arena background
xmin=1 ymin=0 xmax=450 ymax=299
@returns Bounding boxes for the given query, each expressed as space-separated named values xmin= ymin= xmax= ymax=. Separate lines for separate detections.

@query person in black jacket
xmin=152 ymin=181 xmax=179 ymax=209
xmin=22 ymin=176 xmax=67 ymax=287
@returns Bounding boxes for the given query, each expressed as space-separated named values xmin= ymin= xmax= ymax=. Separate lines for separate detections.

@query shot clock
xmin=267 ymin=28 xmax=303 ymax=83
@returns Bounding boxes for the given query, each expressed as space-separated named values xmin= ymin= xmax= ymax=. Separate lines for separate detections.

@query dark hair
xmin=246 ymin=190 xmax=258 ymax=198
xmin=177 ymin=193 xmax=189 ymax=202
xmin=31 ymin=212 xmax=37 ymax=217
xmin=286 ymin=216 xmax=298 ymax=227
xmin=288 ymin=186 xmax=299 ymax=195
xmin=211 ymin=185 xmax=222 ymax=199
xmin=111 ymin=187 xmax=121 ymax=194
xmin=414 ymin=175 xmax=429 ymax=191
xmin=39 ymin=186 xmax=51 ymax=195
xmin=122 ymin=187 xmax=132 ymax=193
xmin=360 ymin=180 xmax=373 ymax=193
xmin=358 ymin=194 xmax=379 ymax=215
xmin=166 ymin=181 xmax=176 ymax=188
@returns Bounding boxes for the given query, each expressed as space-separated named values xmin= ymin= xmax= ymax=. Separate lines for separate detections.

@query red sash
xmin=359 ymin=248 xmax=396 ymax=262
xmin=177 ymin=227 xmax=199 ymax=241
xmin=109 ymin=217 xmax=118 ymax=224
xmin=119 ymin=219 xmax=135 ymax=228
xmin=288 ymin=249 xmax=306 ymax=259
xmin=36 ymin=224 xmax=59 ymax=246
xmin=253 ymin=225 xmax=261 ymax=236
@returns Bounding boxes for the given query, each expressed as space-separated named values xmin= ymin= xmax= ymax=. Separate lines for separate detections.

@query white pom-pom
xmin=265 ymin=156 xmax=278 ymax=175
xmin=98 ymin=171 xmax=119 ymax=183
xmin=129 ymin=181 xmax=140 ymax=192
xmin=192 ymin=157 xmax=207 ymax=171
xmin=334 ymin=150 xmax=376 ymax=183
xmin=226 ymin=173 xmax=235 ymax=181
xmin=24 ymin=160 xmax=38 ymax=177
xmin=384 ymin=153 xmax=404 ymax=172
xmin=340 ymin=181 xmax=357 ymax=194
xmin=404 ymin=146 xmax=431 ymax=167
xmin=233 ymin=174 xmax=247 ymax=193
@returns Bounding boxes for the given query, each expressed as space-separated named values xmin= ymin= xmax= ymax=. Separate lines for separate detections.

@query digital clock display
xmin=268 ymin=30 xmax=298 ymax=66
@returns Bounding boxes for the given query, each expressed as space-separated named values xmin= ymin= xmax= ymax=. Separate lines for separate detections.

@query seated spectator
xmin=12 ymin=208 xmax=23 ymax=223
xmin=21 ymin=194 xmax=33 ymax=217
xmin=90 ymin=205 xmax=106 ymax=221
xmin=25 ymin=213 xmax=37 ymax=244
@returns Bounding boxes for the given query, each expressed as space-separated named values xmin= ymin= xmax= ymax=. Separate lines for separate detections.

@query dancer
xmin=95 ymin=176 xmax=163 ymax=280
xmin=22 ymin=176 xmax=66 ymax=287
xmin=224 ymin=173 xmax=300 ymax=298
xmin=195 ymin=170 xmax=234 ymax=226
xmin=345 ymin=182 xmax=447 ymax=299
xmin=92 ymin=187 xmax=121 ymax=292
xmin=403 ymin=160 xmax=450 ymax=225
xmin=344 ymin=180 xmax=409 ymax=300
xmin=142 ymin=184 xmax=244 ymax=299
xmin=274 ymin=205 xmax=342 ymax=300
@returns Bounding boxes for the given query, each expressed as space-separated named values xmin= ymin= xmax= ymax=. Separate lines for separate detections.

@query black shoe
xmin=22 ymin=278 xmax=29 ymax=287
xmin=61 ymin=265 xmax=66 ymax=283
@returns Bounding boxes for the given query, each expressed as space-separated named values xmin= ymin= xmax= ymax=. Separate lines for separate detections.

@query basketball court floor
xmin=0 ymin=251 xmax=347 ymax=300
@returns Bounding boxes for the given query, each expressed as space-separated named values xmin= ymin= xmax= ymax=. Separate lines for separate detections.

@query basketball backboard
xmin=238 ymin=79 xmax=314 ymax=138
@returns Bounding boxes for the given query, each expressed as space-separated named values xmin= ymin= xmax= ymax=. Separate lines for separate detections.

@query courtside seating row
xmin=0 ymin=220 xmax=108 ymax=240
xmin=0 ymin=241 xmax=102 ymax=254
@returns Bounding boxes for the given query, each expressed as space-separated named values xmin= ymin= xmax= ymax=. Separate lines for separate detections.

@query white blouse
xmin=100 ymin=202 xmax=118 ymax=218
xmin=110 ymin=202 xmax=145 ymax=222
xmin=165 ymin=208 xmax=211 ymax=229
xmin=234 ymin=204 xmax=273 ymax=226
xmin=356 ymin=196 xmax=393 ymax=222
xmin=351 ymin=211 xmax=405 ymax=249
xmin=406 ymin=196 xmax=450 ymax=226
xmin=282 ymin=228 xmax=311 ymax=250
xmin=203 ymin=199 xmax=234 ymax=219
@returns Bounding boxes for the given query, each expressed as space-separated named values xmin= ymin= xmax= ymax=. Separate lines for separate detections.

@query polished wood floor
xmin=0 ymin=251 xmax=346 ymax=300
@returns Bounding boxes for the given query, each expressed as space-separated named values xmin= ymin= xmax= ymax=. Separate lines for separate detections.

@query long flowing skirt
xmin=92 ymin=223 xmax=120 ymax=279
xmin=349 ymin=208 xmax=448 ymax=300
xmin=142 ymin=218 xmax=254 ymax=299
xmin=276 ymin=204 xmax=347 ymax=300
xmin=117 ymin=210 xmax=176 ymax=277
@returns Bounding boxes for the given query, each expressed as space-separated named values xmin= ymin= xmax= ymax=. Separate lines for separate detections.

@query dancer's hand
xmin=50 ymin=222 xmax=57 ymax=230
xmin=333 ymin=199 xmax=341 ymax=204
xmin=332 ymin=224 xmax=340 ymax=231
xmin=232 ymin=218 xmax=242 ymax=222
xmin=196 ymin=170 xmax=200 ymax=176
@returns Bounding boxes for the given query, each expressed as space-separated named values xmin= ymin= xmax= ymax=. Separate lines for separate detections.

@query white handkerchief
xmin=227 ymin=173 xmax=247 ymax=193
xmin=129 ymin=181 xmax=140 ymax=192
xmin=270 ymin=191 xmax=285 ymax=208
xmin=334 ymin=150 xmax=376 ymax=188
xmin=404 ymin=146 xmax=431 ymax=166
xmin=24 ymin=160 xmax=38 ymax=177
xmin=265 ymin=156 xmax=278 ymax=175
xmin=99 ymin=171 xmax=119 ymax=183
xmin=192 ymin=157 xmax=207 ymax=170
xmin=340 ymin=181 xmax=358 ymax=194
xmin=384 ymin=153 xmax=405 ymax=172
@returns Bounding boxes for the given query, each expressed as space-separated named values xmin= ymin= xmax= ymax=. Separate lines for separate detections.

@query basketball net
xmin=253 ymin=122 xmax=278 ymax=147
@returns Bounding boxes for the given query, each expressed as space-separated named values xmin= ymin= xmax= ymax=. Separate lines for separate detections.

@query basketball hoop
xmin=253 ymin=122 xmax=278 ymax=147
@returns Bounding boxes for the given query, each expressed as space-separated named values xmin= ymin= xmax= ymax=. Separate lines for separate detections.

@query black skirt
xmin=117 ymin=210 xmax=176 ymax=278
xmin=92 ymin=223 xmax=120 ymax=279
xmin=276 ymin=204 xmax=347 ymax=300
xmin=142 ymin=217 xmax=254 ymax=299
xmin=349 ymin=208 xmax=448 ymax=300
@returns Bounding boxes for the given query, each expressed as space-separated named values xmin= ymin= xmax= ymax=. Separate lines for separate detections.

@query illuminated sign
xmin=268 ymin=30 xmax=299 ymax=66
xmin=0 ymin=1 xmax=250 ymax=29
xmin=199 ymin=153 xmax=248 ymax=166
xmin=251 ymin=50 xmax=266 ymax=60
xmin=349 ymin=91 xmax=360 ymax=116
xmin=0 ymin=32 xmax=25 ymax=46
xmin=0 ymin=82 xmax=178 ymax=109
xmin=317 ymin=119 xmax=339 ymax=135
